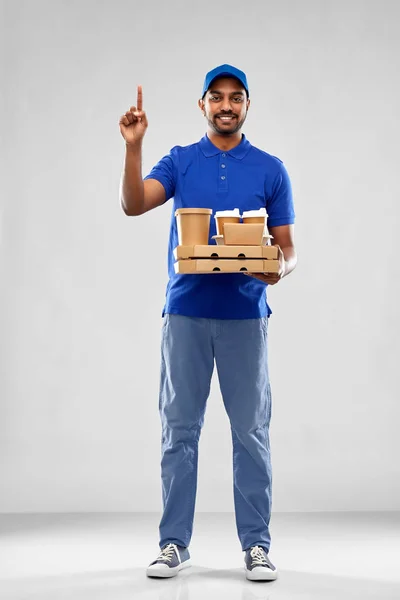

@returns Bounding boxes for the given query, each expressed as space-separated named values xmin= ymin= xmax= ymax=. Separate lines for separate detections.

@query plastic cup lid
xmin=214 ymin=208 xmax=240 ymax=218
xmin=242 ymin=208 xmax=268 ymax=218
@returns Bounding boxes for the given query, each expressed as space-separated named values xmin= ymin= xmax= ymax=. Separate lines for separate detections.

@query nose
xmin=220 ymin=97 xmax=232 ymax=112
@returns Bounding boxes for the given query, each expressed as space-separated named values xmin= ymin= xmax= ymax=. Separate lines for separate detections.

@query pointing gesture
xmin=137 ymin=84 xmax=143 ymax=112
xmin=119 ymin=85 xmax=148 ymax=147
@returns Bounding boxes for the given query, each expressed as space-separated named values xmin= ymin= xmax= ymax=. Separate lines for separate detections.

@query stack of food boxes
xmin=173 ymin=208 xmax=279 ymax=274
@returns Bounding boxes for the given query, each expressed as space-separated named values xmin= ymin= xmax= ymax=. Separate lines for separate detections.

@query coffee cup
xmin=242 ymin=208 xmax=268 ymax=227
xmin=214 ymin=208 xmax=241 ymax=236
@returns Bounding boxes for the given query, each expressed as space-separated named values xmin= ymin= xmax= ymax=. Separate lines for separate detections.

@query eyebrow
xmin=208 ymin=89 xmax=245 ymax=96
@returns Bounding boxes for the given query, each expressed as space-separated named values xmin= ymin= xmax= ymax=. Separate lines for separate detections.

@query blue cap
xmin=202 ymin=64 xmax=249 ymax=98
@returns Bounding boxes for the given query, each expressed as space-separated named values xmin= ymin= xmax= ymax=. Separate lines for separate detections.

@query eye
xmin=233 ymin=97 xmax=244 ymax=102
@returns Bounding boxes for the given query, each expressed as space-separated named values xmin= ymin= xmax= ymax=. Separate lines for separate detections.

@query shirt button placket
xmin=218 ymin=154 xmax=228 ymax=191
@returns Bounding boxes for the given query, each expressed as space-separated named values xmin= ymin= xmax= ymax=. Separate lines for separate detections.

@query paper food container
xmin=175 ymin=208 xmax=213 ymax=246
xmin=223 ymin=223 xmax=265 ymax=245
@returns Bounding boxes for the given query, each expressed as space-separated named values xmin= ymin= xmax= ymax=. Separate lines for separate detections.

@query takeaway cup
xmin=242 ymin=207 xmax=268 ymax=226
xmin=214 ymin=208 xmax=241 ymax=236
xmin=175 ymin=208 xmax=213 ymax=246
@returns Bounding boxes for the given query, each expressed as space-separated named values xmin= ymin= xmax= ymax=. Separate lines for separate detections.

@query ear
xmin=198 ymin=98 xmax=205 ymax=115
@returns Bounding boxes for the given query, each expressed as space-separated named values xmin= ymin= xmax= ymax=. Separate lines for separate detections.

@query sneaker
xmin=244 ymin=546 xmax=278 ymax=581
xmin=146 ymin=543 xmax=191 ymax=578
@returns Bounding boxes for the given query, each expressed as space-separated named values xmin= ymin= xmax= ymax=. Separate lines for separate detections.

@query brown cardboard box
xmin=174 ymin=259 xmax=279 ymax=274
xmin=223 ymin=223 xmax=265 ymax=245
xmin=173 ymin=245 xmax=279 ymax=260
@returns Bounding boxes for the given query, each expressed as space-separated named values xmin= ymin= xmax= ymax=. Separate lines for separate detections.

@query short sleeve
xmin=266 ymin=163 xmax=296 ymax=227
xmin=143 ymin=148 xmax=177 ymax=201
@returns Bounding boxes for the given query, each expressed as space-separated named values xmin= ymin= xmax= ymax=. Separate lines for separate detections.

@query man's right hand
xmin=119 ymin=85 xmax=148 ymax=147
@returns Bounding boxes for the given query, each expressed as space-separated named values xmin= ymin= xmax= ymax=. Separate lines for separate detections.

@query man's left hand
xmin=243 ymin=245 xmax=286 ymax=285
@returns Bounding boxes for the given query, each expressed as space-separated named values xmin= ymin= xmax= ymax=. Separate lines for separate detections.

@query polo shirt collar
xmin=199 ymin=133 xmax=251 ymax=160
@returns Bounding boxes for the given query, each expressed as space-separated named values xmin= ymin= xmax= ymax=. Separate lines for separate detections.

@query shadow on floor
xmin=1 ymin=565 xmax=400 ymax=600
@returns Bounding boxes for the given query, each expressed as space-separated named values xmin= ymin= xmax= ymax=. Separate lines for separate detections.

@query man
xmin=119 ymin=64 xmax=297 ymax=582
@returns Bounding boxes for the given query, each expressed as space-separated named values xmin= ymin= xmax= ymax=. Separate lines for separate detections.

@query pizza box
xmin=174 ymin=259 xmax=279 ymax=274
xmin=173 ymin=245 xmax=279 ymax=260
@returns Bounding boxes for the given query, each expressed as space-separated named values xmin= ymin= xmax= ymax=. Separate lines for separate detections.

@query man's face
xmin=199 ymin=77 xmax=250 ymax=135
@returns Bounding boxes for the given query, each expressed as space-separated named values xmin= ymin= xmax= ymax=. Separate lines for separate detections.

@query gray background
xmin=1 ymin=0 xmax=399 ymax=513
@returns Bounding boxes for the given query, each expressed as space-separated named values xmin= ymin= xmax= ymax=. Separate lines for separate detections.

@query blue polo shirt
xmin=144 ymin=133 xmax=295 ymax=319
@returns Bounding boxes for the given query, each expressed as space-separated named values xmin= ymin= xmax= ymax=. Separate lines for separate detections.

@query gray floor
xmin=0 ymin=512 xmax=399 ymax=599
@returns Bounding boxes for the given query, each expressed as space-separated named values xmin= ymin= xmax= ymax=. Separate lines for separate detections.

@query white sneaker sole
xmin=146 ymin=559 xmax=191 ymax=578
xmin=245 ymin=565 xmax=278 ymax=581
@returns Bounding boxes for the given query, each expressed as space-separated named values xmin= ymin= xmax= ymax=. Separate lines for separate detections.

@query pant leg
xmin=158 ymin=313 xmax=214 ymax=549
xmin=214 ymin=316 xmax=272 ymax=552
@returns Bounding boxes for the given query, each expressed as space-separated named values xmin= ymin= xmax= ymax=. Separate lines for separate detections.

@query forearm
xmin=119 ymin=143 xmax=145 ymax=216
xmin=281 ymin=245 xmax=297 ymax=278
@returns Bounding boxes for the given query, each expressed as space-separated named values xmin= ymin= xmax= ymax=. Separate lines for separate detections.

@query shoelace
xmin=250 ymin=546 xmax=269 ymax=566
xmin=156 ymin=543 xmax=177 ymax=563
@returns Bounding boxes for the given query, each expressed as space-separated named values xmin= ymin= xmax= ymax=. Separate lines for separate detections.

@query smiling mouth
xmin=217 ymin=116 xmax=236 ymax=122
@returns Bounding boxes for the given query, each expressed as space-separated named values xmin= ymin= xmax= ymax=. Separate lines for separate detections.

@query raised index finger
xmin=137 ymin=85 xmax=143 ymax=111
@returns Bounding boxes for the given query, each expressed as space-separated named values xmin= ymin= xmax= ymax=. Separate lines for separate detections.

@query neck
xmin=206 ymin=129 xmax=243 ymax=151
